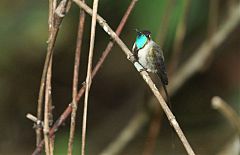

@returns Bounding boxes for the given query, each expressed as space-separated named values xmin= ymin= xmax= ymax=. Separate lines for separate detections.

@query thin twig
xmin=81 ymin=0 xmax=99 ymax=155
xmin=48 ymin=60 xmax=54 ymax=155
xmin=36 ymin=0 xmax=71 ymax=146
xmin=43 ymin=58 xmax=52 ymax=155
xmin=48 ymin=0 xmax=56 ymax=153
xmin=67 ymin=0 xmax=86 ymax=154
xmin=31 ymin=1 xmax=138 ymax=154
xmin=168 ymin=0 xmax=191 ymax=76
xmin=42 ymin=0 xmax=55 ymax=151
xmin=72 ymin=1 xmax=195 ymax=154
xmin=26 ymin=113 xmax=43 ymax=127
xmin=212 ymin=96 xmax=240 ymax=133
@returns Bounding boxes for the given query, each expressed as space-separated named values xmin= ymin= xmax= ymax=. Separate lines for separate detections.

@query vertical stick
xmin=67 ymin=0 xmax=86 ymax=154
xmin=43 ymin=58 xmax=52 ymax=155
xmin=37 ymin=0 xmax=56 ymax=147
xmin=81 ymin=0 xmax=99 ymax=155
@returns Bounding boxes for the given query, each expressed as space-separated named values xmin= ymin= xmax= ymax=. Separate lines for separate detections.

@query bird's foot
xmin=134 ymin=62 xmax=145 ymax=72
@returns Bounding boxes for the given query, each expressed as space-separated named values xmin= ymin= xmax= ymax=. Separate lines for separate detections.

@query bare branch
xmin=26 ymin=113 xmax=43 ymax=127
xmin=72 ymin=1 xmax=195 ymax=154
xmin=212 ymin=96 xmax=240 ymax=133
xmin=67 ymin=0 xmax=86 ymax=154
xmin=36 ymin=0 xmax=71 ymax=146
xmin=43 ymin=59 xmax=52 ymax=155
xmin=81 ymin=0 xmax=99 ymax=155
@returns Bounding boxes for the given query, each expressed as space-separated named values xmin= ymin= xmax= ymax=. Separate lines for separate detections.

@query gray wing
xmin=151 ymin=43 xmax=168 ymax=85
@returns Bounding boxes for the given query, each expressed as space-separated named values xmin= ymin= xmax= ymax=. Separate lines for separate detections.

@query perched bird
xmin=132 ymin=30 xmax=169 ymax=102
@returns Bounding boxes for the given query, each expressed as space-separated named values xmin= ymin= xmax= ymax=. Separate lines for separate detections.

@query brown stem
xmin=43 ymin=58 xmax=52 ymax=155
xmin=32 ymin=0 xmax=138 ymax=154
xmin=81 ymin=0 xmax=99 ymax=154
xmin=67 ymin=0 xmax=86 ymax=154
xmin=36 ymin=0 xmax=71 ymax=146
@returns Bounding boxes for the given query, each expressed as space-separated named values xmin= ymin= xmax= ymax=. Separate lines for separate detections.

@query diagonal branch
xmin=31 ymin=0 xmax=138 ymax=154
xmin=72 ymin=1 xmax=195 ymax=154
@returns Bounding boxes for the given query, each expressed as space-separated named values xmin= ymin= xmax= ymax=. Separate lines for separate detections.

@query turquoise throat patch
xmin=136 ymin=34 xmax=147 ymax=49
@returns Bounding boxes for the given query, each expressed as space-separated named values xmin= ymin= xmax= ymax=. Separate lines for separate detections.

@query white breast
xmin=137 ymin=40 xmax=154 ymax=71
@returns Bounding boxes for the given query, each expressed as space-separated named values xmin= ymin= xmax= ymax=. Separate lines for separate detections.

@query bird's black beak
xmin=134 ymin=28 xmax=141 ymax=36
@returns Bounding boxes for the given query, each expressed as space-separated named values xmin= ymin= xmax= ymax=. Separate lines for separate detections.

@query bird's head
xmin=135 ymin=29 xmax=151 ymax=49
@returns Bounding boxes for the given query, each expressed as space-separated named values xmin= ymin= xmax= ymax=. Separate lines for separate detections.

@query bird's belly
xmin=138 ymin=48 xmax=148 ymax=66
xmin=138 ymin=48 xmax=157 ymax=73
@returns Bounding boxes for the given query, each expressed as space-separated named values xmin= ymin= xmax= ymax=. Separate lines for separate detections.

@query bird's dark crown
xmin=136 ymin=29 xmax=151 ymax=39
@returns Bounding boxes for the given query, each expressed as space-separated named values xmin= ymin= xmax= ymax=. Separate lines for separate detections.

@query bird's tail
xmin=157 ymin=72 xmax=170 ymax=105
xmin=162 ymin=82 xmax=170 ymax=106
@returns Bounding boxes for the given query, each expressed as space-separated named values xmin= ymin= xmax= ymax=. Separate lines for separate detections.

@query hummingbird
xmin=132 ymin=30 xmax=169 ymax=102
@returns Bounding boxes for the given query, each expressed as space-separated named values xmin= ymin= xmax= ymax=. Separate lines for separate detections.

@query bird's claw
xmin=134 ymin=62 xmax=145 ymax=72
